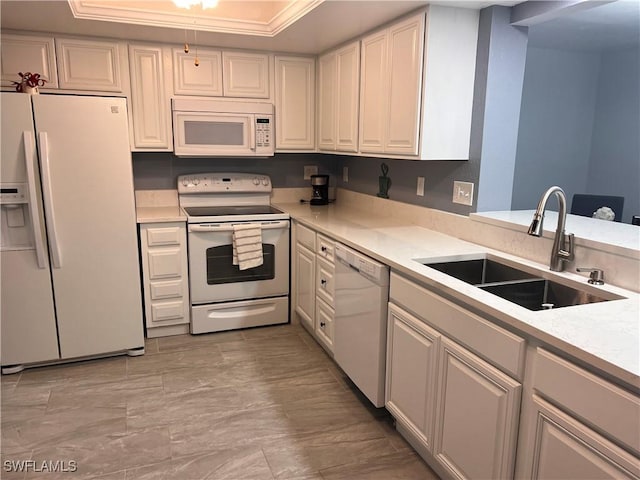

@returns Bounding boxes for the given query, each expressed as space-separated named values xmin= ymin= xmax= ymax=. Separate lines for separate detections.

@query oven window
xmin=206 ymin=244 xmax=275 ymax=284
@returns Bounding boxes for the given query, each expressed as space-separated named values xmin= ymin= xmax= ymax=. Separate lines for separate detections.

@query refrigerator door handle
xmin=38 ymin=132 xmax=62 ymax=269
xmin=23 ymin=131 xmax=47 ymax=269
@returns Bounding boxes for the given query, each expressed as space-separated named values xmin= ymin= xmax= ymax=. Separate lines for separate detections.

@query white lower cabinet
xmin=433 ymin=337 xmax=521 ymax=480
xmin=140 ymin=222 xmax=190 ymax=337
xmin=292 ymin=221 xmax=336 ymax=354
xmin=294 ymin=242 xmax=315 ymax=329
xmin=526 ymin=395 xmax=639 ymax=479
xmin=386 ymin=303 xmax=440 ymax=450
xmin=386 ymin=272 xmax=523 ymax=480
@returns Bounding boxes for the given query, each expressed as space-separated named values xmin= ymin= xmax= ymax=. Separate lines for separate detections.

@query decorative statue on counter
xmin=377 ymin=162 xmax=391 ymax=199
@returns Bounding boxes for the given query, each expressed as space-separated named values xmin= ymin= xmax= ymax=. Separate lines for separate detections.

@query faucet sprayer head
xmin=528 ymin=213 xmax=544 ymax=237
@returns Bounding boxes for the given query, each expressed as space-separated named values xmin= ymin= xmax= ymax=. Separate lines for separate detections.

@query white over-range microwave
xmin=172 ymin=98 xmax=274 ymax=157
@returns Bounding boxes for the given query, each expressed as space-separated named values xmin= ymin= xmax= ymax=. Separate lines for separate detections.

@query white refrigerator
xmin=1 ymin=93 xmax=144 ymax=372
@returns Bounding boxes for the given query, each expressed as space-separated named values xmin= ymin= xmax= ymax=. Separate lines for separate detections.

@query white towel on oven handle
xmin=232 ymin=223 xmax=263 ymax=270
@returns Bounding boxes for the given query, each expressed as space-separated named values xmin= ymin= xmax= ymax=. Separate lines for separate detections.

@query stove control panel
xmin=178 ymin=173 xmax=272 ymax=194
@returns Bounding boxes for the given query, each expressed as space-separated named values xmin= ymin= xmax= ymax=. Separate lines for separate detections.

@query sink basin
xmin=427 ymin=258 xmax=537 ymax=284
xmin=479 ymin=278 xmax=614 ymax=311
xmin=420 ymin=256 xmax=624 ymax=310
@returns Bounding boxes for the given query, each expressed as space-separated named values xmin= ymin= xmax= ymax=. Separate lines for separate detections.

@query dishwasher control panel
xmin=335 ymin=243 xmax=389 ymax=284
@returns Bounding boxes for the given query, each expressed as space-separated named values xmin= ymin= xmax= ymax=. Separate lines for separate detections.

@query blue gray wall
xmin=132 ymin=152 xmax=339 ymax=190
xmin=587 ymin=47 xmax=639 ymax=224
xmin=511 ymin=46 xmax=639 ymax=223
xmin=511 ymin=47 xmax=600 ymax=210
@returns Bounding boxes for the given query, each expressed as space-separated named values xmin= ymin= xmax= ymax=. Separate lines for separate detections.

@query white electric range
xmin=178 ymin=173 xmax=290 ymax=334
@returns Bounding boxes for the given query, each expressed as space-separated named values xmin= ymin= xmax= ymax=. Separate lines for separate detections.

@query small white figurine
xmin=592 ymin=206 xmax=615 ymax=221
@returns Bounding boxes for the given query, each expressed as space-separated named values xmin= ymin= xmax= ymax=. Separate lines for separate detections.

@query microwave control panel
xmin=255 ymin=116 xmax=273 ymax=151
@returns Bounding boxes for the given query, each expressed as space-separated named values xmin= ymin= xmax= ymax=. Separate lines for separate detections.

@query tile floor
xmin=1 ymin=321 xmax=439 ymax=479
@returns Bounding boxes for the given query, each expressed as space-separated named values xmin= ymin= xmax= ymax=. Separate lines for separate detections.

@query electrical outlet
xmin=343 ymin=166 xmax=349 ymax=182
xmin=304 ymin=165 xmax=318 ymax=180
xmin=453 ymin=181 xmax=474 ymax=206
xmin=417 ymin=176 xmax=425 ymax=196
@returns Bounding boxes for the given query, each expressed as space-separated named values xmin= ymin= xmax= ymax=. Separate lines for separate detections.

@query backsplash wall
xmin=132 ymin=152 xmax=340 ymax=190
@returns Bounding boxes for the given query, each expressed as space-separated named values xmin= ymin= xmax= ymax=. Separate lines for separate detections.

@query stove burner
xmin=183 ymin=205 xmax=285 ymax=217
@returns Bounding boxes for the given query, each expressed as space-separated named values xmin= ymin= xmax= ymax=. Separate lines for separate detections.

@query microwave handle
xmin=249 ymin=117 xmax=256 ymax=152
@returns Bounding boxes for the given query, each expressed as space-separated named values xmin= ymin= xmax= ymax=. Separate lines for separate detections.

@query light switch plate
xmin=417 ymin=176 xmax=425 ymax=196
xmin=453 ymin=181 xmax=474 ymax=206
xmin=304 ymin=165 xmax=318 ymax=180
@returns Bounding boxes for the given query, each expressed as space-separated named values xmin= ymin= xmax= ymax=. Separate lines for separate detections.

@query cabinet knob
xmin=321 ymin=279 xmax=327 ymax=285
xmin=321 ymin=246 xmax=327 ymax=252
xmin=320 ymin=322 xmax=326 ymax=327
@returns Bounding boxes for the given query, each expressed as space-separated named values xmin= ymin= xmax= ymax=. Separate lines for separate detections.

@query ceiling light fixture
xmin=173 ymin=0 xmax=219 ymax=9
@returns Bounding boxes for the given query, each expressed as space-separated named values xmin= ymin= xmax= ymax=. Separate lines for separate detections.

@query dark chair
xmin=570 ymin=194 xmax=624 ymax=222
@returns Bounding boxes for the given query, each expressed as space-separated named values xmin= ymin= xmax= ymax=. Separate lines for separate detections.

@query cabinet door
xmin=223 ymin=51 xmax=269 ymax=98
xmin=1 ymin=34 xmax=58 ymax=88
xmin=56 ymin=38 xmax=124 ymax=91
xmin=295 ymin=243 xmax=315 ymax=329
xmin=526 ymin=395 xmax=639 ymax=480
xmin=275 ymin=56 xmax=315 ymax=150
xmin=317 ymin=52 xmax=337 ymax=151
xmin=173 ymin=48 xmax=222 ymax=96
xmin=129 ymin=44 xmax=172 ymax=150
xmin=315 ymin=297 xmax=335 ymax=352
xmin=434 ymin=337 xmax=521 ymax=480
xmin=359 ymin=30 xmax=387 ymax=153
xmin=386 ymin=303 xmax=440 ymax=450
xmin=385 ymin=14 xmax=424 ymax=155
xmin=335 ymin=41 xmax=360 ymax=152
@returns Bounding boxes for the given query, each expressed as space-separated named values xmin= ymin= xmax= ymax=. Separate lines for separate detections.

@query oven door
xmin=188 ymin=219 xmax=290 ymax=304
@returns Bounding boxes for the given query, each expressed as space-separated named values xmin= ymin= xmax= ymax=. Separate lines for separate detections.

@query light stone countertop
xmin=136 ymin=206 xmax=186 ymax=224
xmin=472 ymin=210 xmax=640 ymax=260
xmin=277 ymin=201 xmax=640 ymax=389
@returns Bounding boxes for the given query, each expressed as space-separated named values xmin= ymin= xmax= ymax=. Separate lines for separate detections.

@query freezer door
xmin=1 ymin=93 xmax=59 ymax=367
xmin=32 ymin=95 xmax=144 ymax=358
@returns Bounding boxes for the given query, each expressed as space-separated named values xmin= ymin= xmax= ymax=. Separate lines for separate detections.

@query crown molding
xmin=67 ymin=0 xmax=325 ymax=37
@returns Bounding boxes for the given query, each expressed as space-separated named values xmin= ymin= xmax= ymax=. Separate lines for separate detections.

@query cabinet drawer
xmin=296 ymin=222 xmax=316 ymax=251
xmin=316 ymin=257 xmax=335 ymax=306
xmin=390 ymin=272 xmax=526 ymax=379
xmin=148 ymin=248 xmax=183 ymax=280
xmin=150 ymin=279 xmax=184 ymax=300
xmin=151 ymin=301 xmax=187 ymax=323
xmin=146 ymin=226 xmax=182 ymax=246
xmin=316 ymin=234 xmax=335 ymax=262
xmin=533 ymin=348 xmax=640 ymax=455
xmin=315 ymin=297 xmax=334 ymax=351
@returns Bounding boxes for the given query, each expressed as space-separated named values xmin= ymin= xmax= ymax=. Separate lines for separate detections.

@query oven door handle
xmin=189 ymin=220 xmax=290 ymax=233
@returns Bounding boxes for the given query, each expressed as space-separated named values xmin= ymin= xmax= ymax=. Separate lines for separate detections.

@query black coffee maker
xmin=310 ymin=174 xmax=329 ymax=205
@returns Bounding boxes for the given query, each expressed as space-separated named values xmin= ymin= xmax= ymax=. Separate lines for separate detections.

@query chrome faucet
xmin=527 ymin=186 xmax=575 ymax=272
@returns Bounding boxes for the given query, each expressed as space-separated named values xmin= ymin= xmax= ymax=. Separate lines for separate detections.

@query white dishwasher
xmin=334 ymin=243 xmax=390 ymax=407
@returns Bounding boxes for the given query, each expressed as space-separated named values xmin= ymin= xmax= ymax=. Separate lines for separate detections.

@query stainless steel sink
xmin=427 ymin=258 xmax=537 ymax=284
xmin=420 ymin=257 xmax=624 ymax=310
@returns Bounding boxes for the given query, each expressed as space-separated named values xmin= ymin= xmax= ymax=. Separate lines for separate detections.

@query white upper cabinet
xmin=1 ymin=33 xmax=58 ymax=89
xmin=359 ymin=6 xmax=478 ymax=160
xmin=129 ymin=44 xmax=173 ymax=151
xmin=173 ymin=47 xmax=222 ymax=96
xmin=222 ymin=51 xmax=269 ymax=98
xmin=56 ymin=38 xmax=126 ymax=92
xmin=318 ymin=40 xmax=360 ymax=152
xmin=275 ymin=55 xmax=315 ymax=151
